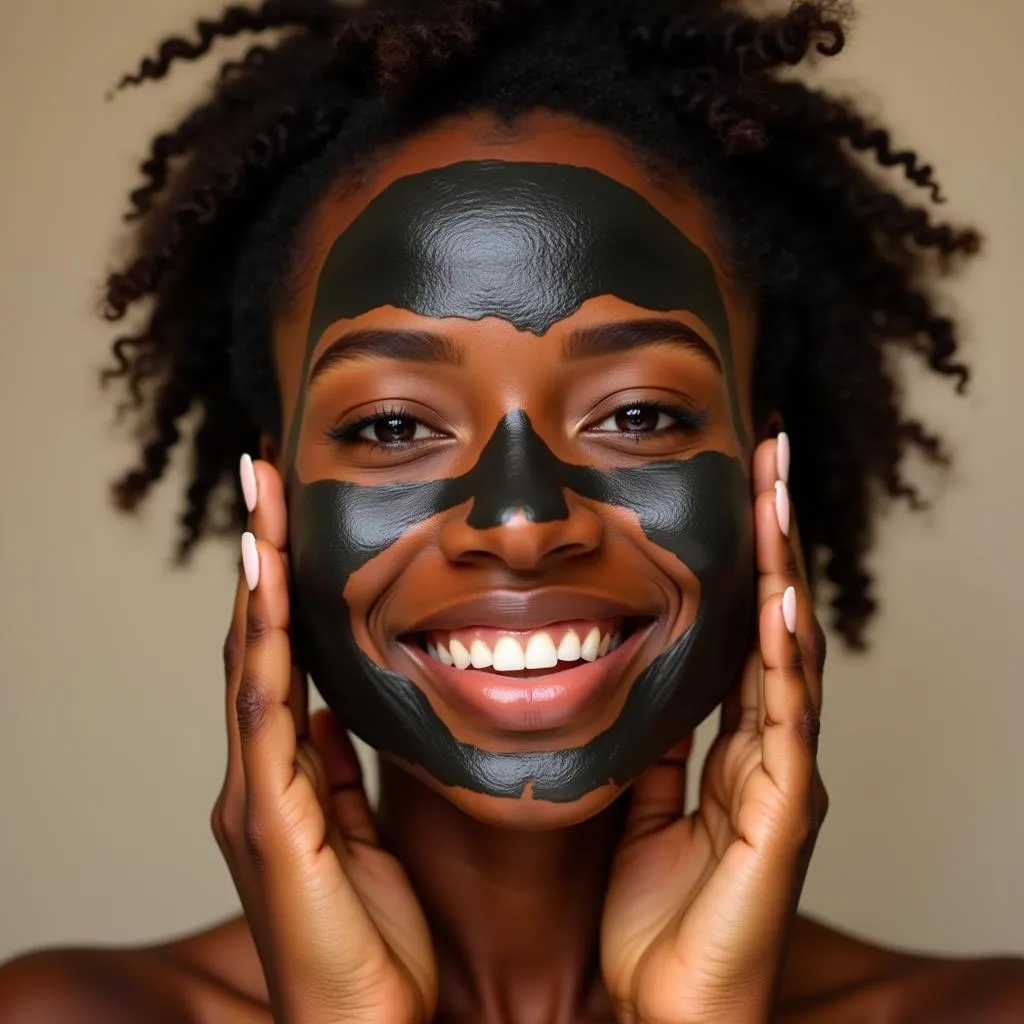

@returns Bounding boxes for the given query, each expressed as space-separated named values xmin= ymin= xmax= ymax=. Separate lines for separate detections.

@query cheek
xmin=340 ymin=528 xmax=442 ymax=655
xmin=290 ymin=478 xmax=448 ymax=637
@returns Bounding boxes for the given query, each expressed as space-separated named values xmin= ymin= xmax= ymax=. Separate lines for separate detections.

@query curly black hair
xmin=101 ymin=0 xmax=981 ymax=649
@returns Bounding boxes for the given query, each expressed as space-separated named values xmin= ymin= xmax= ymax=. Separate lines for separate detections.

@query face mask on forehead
xmin=285 ymin=160 xmax=755 ymax=802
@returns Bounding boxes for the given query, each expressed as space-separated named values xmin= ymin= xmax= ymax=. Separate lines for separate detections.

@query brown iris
xmin=373 ymin=414 xmax=419 ymax=444
xmin=615 ymin=405 xmax=661 ymax=433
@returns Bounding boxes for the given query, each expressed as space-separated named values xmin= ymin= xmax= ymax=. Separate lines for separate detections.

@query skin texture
xmin=292 ymin=417 xmax=753 ymax=802
xmin=286 ymin=157 xmax=754 ymax=803
xmin=283 ymin=114 xmax=758 ymax=833
xmin=3 ymin=913 xmax=1024 ymax=1023
xmin=2 ymin=113 xmax=1022 ymax=1023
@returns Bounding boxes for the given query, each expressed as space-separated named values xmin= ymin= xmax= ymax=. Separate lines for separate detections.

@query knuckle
xmin=210 ymin=798 xmax=231 ymax=852
xmin=782 ymin=792 xmax=817 ymax=847
xmin=795 ymin=806 xmax=816 ymax=845
xmin=222 ymin=627 xmax=243 ymax=678
xmin=818 ymin=780 xmax=831 ymax=822
xmin=805 ymin=621 xmax=828 ymax=676
xmin=209 ymin=800 xmax=225 ymax=843
xmin=245 ymin=610 xmax=271 ymax=648
xmin=797 ymin=703 xmax=822 ymax=752
xmin=235 ymin=677 xmax=270 ymax=742
xmin=212 ymin=780 xmax=243 ymax=830
xmin=243 ymin=809 xmax=270 ymax=872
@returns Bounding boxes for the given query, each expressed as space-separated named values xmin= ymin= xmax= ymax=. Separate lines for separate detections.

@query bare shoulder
xmin=0 ymin=916 xmax=268 ymax=1024
xmin=779 ymin=914 xmax=1024 ymax=1023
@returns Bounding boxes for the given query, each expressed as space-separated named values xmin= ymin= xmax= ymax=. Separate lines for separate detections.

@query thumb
xmin=622 ymin=733 xmax=694 ymax=842
xmin=308 ymin=709 xmax=379 ymax=848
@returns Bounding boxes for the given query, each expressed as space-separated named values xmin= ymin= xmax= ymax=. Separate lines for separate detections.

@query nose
xmin=438 ymin=494 xmax=605 ymax=571
xmin=436 ymin=410 xmax=605 ymax=572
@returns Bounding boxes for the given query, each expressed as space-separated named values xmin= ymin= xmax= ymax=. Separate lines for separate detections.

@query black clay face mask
xmin=284 ymin=161 xmax=755 ymax=802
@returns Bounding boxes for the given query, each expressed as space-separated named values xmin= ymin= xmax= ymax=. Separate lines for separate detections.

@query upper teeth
xmin=426 ymin=623 xmax=622 ymax=674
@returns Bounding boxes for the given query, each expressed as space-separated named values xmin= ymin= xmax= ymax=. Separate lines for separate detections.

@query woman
xmin=1 ymin=0 xmax=1021 ymax=1021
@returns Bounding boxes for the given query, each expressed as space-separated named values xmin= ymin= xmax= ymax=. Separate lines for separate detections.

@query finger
xmin=750 ymin=433 xmax=800 ymax=734
xmin=243 ymin=456 xmax=289 ymax=554
xmin=754 ymin=475 xmax=825 ymax=712
xmin=755 ymin=478 xmax=798 ymax=585
xmin=759 ymin=588 xmax=819 ymax=819
xmin=728 ymin=650 xmax=763 ymax=736
xmin=723 ymin=434 xmax=776 ymax=735
xmin=236 ymin=534 xmax=297 ymax=803
xmin=289 ymin=665 xmax=310 ymax=742
xmin=752 ymin=434 xmax=781 ymax=496
xmin=309 ymin=709 xmax=379 ymax=847
xmin=222 ymin=571 xmax=250 ymax=786
xmin=622 ymin=733 xmax=693 ymax=840
xmin=241 ymin=456 xmax=309 ymax=739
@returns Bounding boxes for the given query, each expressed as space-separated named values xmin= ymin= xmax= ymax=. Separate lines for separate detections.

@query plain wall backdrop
xmin=1 ymin=0 xmax=1021 ymax=965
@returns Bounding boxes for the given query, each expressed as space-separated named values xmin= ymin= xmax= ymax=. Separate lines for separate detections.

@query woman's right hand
xmin=211 ymin=457 xmax=437 ymax=1024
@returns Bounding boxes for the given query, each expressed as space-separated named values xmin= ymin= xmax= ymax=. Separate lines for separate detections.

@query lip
xmin=395 ymin=588 xmax=656 ymax=636
xmin=399 ymin=621 xmax=655 ymax=733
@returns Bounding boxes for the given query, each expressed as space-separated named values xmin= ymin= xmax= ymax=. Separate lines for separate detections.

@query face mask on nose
xmin=284 ymin=161 xmax=755 ymax=802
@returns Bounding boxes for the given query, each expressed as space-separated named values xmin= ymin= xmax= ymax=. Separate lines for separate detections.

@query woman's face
xmin=270 ymin=111 xmax=759 ymax=828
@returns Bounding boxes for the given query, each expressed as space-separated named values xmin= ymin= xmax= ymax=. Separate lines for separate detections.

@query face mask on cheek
xmin=289 ymin=410 xmax=754 ymax=803
xmin=283 ymin=160 xmax=755 ymax=802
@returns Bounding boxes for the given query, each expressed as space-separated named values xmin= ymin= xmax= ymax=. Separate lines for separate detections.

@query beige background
xmin=1 ymin=0 xmax=1021 ymax=965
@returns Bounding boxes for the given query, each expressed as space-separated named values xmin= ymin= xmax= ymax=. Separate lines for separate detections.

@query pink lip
xmin=400 ymin=624 xmax=653 ymax=733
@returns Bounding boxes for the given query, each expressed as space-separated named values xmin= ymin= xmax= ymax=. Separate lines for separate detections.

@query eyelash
xmin=324 ymin=404 xmax=437 ymax=452
xmin=588 ymin=399 xmax=708 ymax=441
xmin=325 ymin=400 xmax=708 ymax=451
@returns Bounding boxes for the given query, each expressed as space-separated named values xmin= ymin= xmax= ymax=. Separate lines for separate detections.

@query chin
xmin=392 ymin=756 xmax=626 ymax=831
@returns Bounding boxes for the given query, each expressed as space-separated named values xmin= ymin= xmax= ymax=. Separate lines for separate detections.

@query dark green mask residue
xmin=283 ymin=160 xmax=755 ymax=802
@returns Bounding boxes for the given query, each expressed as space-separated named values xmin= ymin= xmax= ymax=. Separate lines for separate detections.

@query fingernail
xmin=776 ymin=431 xmax=790 ymax=485
xmin=783 ymin=586 xmax=797 ymax=635
xmin=239 ymin=454 xmax=258 ymax=514
xmin=241 ymin=532 xmax=260 ymax=592
xmin=775 ymin=479 xmax=791 ymax=538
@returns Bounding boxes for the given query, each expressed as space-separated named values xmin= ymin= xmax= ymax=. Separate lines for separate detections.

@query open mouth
xmin=401 ymin=615 xmax=652 ymax=676
xmin=397 ymin=615 xmax=657 ymax=732
xmin=411 ymin=616 xmax=651 ymax=677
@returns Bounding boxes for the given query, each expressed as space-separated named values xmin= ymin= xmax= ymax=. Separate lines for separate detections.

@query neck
xmin=376 ymin=759 xmax=625 ymax=1024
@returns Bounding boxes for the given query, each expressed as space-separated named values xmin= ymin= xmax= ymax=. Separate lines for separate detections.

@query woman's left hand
xmin=601 ymin=434 xmax=828 ymax=1024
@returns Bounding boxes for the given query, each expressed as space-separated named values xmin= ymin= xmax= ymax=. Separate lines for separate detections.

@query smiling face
xmin=271 ymin=112 xmax=758 ymax=827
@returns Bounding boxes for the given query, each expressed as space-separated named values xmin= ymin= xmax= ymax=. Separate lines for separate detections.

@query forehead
xmin=273 ymin=112 xmax=756 ymax=410
xmin=305 ymin=112 xmax=738 ymax=285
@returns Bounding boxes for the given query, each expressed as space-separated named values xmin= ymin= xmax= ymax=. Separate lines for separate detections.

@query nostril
xmin=437 ymin=496 xmax=605 ymax=571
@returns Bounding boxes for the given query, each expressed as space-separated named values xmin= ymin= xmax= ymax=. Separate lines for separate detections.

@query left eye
xmin=591 ymin=405 xmax=677 ymax=434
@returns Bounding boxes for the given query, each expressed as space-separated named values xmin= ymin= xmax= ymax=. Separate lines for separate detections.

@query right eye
xmin=327 ymin=406 xmax=445 ymax=449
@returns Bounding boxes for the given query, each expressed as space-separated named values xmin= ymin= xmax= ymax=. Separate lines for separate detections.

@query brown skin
xmin=2 ymin=113 xmax=1022 ymax=1023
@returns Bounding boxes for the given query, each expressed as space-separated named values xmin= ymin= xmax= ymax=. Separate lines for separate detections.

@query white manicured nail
xmin=776 ymin=432 xmax=790 ymax=485
xmin=775 ymin=479 xmax=791 ymax=538
xmin=240 ymin=454 xmax=258 ymax=513
xmin=783 ymin=586 xmax=797 ymax=635
xmin=241 ymin=532 xmax=259 ymax=592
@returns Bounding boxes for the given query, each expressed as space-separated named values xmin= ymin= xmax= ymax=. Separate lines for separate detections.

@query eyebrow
xmin=307 ymin=316 xmax=723 ymax=386
xmin=308 ymin=328 xmax=464 ymax=384
xmin=562 ymin=318 xmax=723 ymax=373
